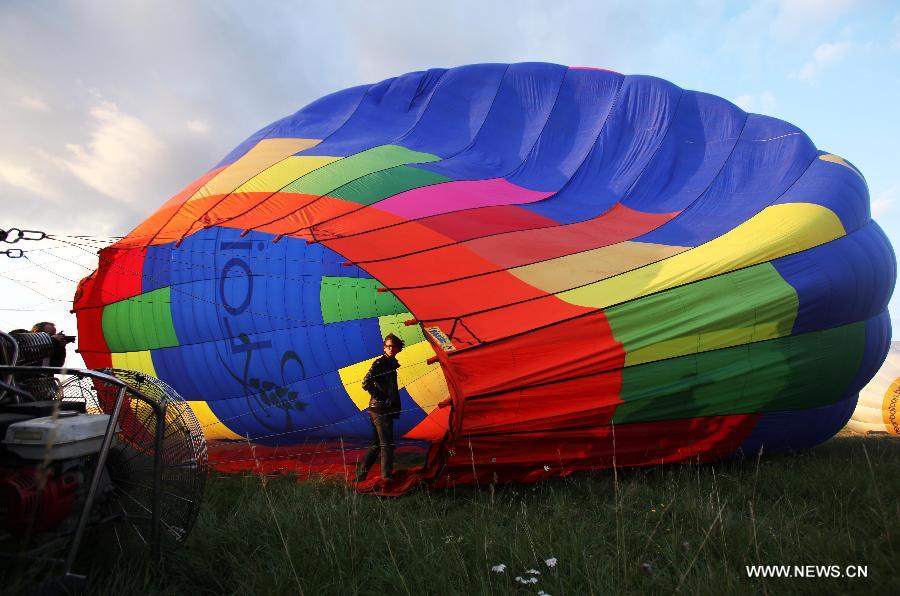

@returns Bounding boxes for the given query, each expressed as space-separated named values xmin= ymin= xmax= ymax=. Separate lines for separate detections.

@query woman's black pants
xmin=357 ymin=411 xmax=394 ymax=480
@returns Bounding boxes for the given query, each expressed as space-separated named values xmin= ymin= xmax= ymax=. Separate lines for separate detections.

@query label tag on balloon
xmin=426 ymin=326 xmax=456 ymax=352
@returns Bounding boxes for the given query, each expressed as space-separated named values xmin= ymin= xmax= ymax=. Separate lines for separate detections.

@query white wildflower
xmin=514 ymin=576 xmax=539 ymax=585
xmin=545 ymin=557 xmax=558 ymax=568
xmin=525 ymin=569 xmax=541 ymax=574
xmin=538 ymin=591 xmax=552 ymax=596
xmin=491 ymin=564 xmax=507 ymax=573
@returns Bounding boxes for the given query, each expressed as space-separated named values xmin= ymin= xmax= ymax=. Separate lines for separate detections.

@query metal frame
xmin=0 ymin=331 xmax=20 ymax=398
xmin=0 ymin=365 xmax=167 ymax=580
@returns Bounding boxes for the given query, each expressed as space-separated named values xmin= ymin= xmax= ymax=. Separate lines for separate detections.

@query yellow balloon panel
xmin=848 ymin=343 xmax=900 ymax=435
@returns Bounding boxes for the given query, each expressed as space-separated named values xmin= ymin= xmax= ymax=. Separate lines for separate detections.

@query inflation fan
xmin=0 ymin=331 xmax=207 ymax=583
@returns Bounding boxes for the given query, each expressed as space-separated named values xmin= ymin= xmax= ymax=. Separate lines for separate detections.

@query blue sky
xmin=1 ymin=0 xmax=898 ymax=359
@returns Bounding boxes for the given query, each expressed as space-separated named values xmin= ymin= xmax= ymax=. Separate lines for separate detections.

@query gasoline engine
xmin=0 ymin=330 xmax=207 ymax=580
xmin=0 ymin=400 xmax=110 ymax=539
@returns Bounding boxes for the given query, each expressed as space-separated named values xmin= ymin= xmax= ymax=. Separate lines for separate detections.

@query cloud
xmin=336 ymin=0 xmax=643 ymax=84
xmin=186 ymin=119 xmax=210 ymax=134
xmin=771 ymin=0 xmax=854 ymax=39
xmin=871 ymin=198 xmax=893 ymax=218
xmin=17 ymin=95 xmax=50 ymax=112
xmin=733 ymin=90 xmax=777 ymax=114
xmin=0 ymin=158 xmax=56 ymax=198
xmin=813 ymin=41 xmax=852 ymax=63
xmin=794 ymin=41 xmax=852 ymax=80
xmin=53 ymin=101 xmax=165 ymax=203
xmin=871 ymin=183 xmax=900 ymax=218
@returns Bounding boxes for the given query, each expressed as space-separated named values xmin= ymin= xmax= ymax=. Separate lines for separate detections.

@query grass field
xmin=10 ymin=433 xmax=900 ymax=595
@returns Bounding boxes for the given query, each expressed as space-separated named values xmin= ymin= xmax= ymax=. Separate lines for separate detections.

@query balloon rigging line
xmin=406 ymin=150 xmax=823 ymax=331
xmin=0 ymin=259 xmax=96 ymax=283
xmin=341 ymin=101 xmax=748 ymax=281
xmin=187 ymin=68 xmax=467 ymax=238
xmin=156 ymin=78 xmax=379 ymax=247
xmin=5 ymin=120 xmax=817 ymax=363
xmin=75 ymin=337 xmax=443 ymax=407
xmin=45 ymin=78 xmax=644 ymax=350
xmin=206 ymin=401 xmax=438 ymax=446
xmin=70 ymin=361 xmax=446 ymax=441
xmin=0 ymin=246 xmax=95 ymax=273
xmin=273 ymin=74 xmax=625 ymax=243
xmin=49 ymin=236 xmax=446 ymax=413
xmin=19 ymin=86 xmax=821 ymax=419
xmin=57 ymin=235 xmax=409 ymax=331
xmin=20 ymin=255 xmax=82 ymax=284
xmin=150 ymin=66 xmax=499 ymax=245
xmin=399 ymin=180 xmax=826 ymax=344
xmin=1 ymin=275 xmax=84 ymax=286
xmin=47 ymin=238 xmax=389 ymax=287
xmin=47 ymin=235 xmax=405 ymax=282
xmin=280 ymin=87 xmax=747 ymax=274
xmin=191 ymin=359 xmax=445 ymax=434
xmin=2 ymin=278 xmax=59 ymax=302
xmin=262 ymin=65 xmax=564 ymax=238
xmin=22 ymin=77 xmax=659 ymax=334
xmin=210 ymin=68 xmax=562 ymax=240
xmin=6 ymin=79 xmax=742 ymax=316
xmin=137 ymin=66 xmax=490 ymax=247
xmin=31 ymin=262 xmax=865 ymax=446
xmin=3 ymin=239 xmax=443 ymax=379
xmin=191 ymin=359 xmax=440 ymax=429
xmin=332 ymin=98 xmax=709 ymax=270
xmin=0 ymin=303 xmax=71 ymax=311
xmin=50 ymin=234 xmax=123 ymax=241
xmin=0 ymin=247 xmax=96 ymax=262
xmin=71 ymin=314 xmax=427 ymax=354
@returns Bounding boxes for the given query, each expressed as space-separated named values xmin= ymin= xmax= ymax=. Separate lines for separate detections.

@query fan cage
xmin=59 ymin=369 xmax=208 ymax=548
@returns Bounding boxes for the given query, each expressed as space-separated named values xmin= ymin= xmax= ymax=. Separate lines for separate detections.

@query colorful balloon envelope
xmin=74 ymin=63 xmax=895 ymax=488
xmin=847 ymin=341 xmax=900 ymax=435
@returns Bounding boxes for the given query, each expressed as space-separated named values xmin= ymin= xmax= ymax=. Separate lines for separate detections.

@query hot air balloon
xmin=73 ymin=62 xmax=895 ymax=492
xmin=847 ymin=341 xmax=900 ymax=435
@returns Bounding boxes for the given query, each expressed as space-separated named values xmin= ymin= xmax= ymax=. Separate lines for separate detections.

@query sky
xmin=1 ymin=0 xmax=899 ymax=367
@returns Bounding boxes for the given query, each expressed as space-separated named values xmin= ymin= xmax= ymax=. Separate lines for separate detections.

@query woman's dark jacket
xmin=362 ymin=355 xmax=401 ymax=419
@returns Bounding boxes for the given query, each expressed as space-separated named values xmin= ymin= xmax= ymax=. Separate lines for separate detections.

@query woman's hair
xmin=383 ymin=333 xmax=405 ymax=351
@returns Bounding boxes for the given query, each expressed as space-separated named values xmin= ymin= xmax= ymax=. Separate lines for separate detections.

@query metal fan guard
xmin=59 ymin=369 xmax=208 ymax=549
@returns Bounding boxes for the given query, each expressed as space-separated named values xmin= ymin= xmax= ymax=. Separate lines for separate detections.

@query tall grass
xmin=11 ymin=435 xmax=900 ymax=595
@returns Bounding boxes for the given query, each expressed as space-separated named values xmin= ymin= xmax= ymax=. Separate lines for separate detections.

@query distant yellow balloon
xmin=847 ymin=342 xmax=900 ymax=435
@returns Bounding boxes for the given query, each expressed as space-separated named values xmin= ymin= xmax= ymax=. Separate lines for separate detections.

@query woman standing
xmin=356 ymin=333 xmax=405 ymax=484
